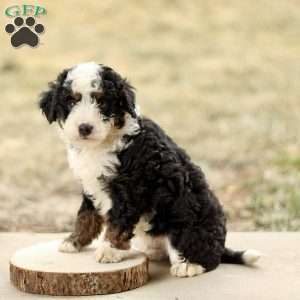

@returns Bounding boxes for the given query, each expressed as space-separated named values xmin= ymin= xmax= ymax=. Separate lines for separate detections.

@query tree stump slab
xmin=10 ymin=240 xmax=149 ymax=296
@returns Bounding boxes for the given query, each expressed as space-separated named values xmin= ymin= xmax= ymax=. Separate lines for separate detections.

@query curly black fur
xmin=100 ymin=118 xmax=226 ymax=271
xmin=100 ymin=65 xmax=137 ymax=127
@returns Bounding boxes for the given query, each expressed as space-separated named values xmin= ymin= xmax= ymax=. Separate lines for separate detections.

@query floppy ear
xmin=39 ymin=85 xmax=56 ymax=123
xmin=39 ymin=69 xmax=69 ymax=124
xmin=120 ymin=79 xmax=137 ymax=119
xmin=101 ymin=66 xmax=138 ymax=120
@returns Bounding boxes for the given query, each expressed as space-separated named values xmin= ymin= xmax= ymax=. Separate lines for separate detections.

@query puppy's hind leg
xmin=59 ymin=194 xmax=103 ymax=253
xmin=132 ymin=234 xmax=167 ymax=261
xmin=131 ymin=216 xmax=168 ymax=261
xmin=166 ymin=238 xmax=206 ymax=277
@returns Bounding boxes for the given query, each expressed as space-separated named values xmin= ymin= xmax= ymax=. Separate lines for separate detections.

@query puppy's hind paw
xmin=170 ymin=262 xmax=205 ymax=277
xmin=58 ymin=240 xmax=79 ymax=253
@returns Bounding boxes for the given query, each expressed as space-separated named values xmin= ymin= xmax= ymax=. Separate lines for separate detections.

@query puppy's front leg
xmin=95 ymin=222 xmax=133 ymax=263
xmin=59 ymin=194 xmax=103 ymax=253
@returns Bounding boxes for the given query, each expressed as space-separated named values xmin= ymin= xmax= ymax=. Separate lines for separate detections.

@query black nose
xmin=78 ymin=123 xmax=93 ymax=137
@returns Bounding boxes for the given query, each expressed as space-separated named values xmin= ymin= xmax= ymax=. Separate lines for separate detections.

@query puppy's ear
xmin=39 ymin=69 xmax=69 ymax=124
xmin=101 ymin=66 xmax=138 ymax=119
xmin=120 ymin=79 xmax=137 ymax=119
xmin=39 ymin=86 xmax=56 ymax=123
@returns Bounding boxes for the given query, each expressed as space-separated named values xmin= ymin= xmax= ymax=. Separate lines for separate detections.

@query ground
xmin=0 ymin=0 xmax=299 ymax=232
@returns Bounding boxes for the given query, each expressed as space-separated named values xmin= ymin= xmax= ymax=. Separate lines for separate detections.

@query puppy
xmin=39 ymin=62 xmax=260 ymax=277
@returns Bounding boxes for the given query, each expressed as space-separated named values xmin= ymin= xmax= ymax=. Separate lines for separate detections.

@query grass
xmin=0 ymin=0 xmax=299 ymax=232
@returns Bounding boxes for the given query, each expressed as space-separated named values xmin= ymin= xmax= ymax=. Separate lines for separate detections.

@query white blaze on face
xmin=62 ymin=62 xmax=111 ymax=144
xmin=67 ymin=62 xmax=102 ymax=93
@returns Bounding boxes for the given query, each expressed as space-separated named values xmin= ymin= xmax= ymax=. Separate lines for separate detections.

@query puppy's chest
xmin=67 ymin=146 xmax=119 ymax=215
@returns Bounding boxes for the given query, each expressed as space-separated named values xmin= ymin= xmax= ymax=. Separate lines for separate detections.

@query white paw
xmin=242 ymin=249 xmax=261 ymax=265
xmin=95 ymin=242 xmax=123 ymax=263
xmin=170 ymin=262 xmax=205 ymax=277
xmin=58 ymin=240 xmax=79 ymax=253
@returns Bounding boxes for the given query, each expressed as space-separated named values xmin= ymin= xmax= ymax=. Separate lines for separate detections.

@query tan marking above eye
xmin=91 ymin=91 xmax=103 ymax=99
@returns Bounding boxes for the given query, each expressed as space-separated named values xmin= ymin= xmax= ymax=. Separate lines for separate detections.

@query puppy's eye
xmin=66 ymin=93 xmax=81 ymax=106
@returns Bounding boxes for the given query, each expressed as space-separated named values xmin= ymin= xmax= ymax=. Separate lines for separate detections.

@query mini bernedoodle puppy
xmin=39 ymin=62 xmax=260 ymax=277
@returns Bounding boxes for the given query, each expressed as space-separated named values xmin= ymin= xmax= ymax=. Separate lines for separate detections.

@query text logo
xmin=4 ymin=5 xmax=46 ymax=48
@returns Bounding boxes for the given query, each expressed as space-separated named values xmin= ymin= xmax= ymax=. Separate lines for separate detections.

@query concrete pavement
xmin=0 ymin=232 xmax=299 ymax=300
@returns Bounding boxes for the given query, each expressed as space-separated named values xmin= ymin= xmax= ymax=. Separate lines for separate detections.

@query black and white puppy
xmin=39 ymin=62 xmax=260 ymax=277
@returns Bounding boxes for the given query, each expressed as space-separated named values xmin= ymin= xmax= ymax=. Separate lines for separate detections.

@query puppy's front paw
xmin=95 ymin=242 xmax=123 ymax=263
xmin=59 ymin=240 xmax=79 ymax=253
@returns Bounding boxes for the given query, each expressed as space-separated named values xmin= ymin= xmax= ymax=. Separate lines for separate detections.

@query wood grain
xmin=10 ymin=240 xmax=149 ymax=296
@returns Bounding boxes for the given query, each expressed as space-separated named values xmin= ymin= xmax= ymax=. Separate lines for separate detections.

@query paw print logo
xmin=5 ymin=16 xmax=44 ymax=48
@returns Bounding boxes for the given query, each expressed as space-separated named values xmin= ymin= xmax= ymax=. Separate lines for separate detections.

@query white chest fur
xmin=67 ymin=144 xmax=119 ymax=215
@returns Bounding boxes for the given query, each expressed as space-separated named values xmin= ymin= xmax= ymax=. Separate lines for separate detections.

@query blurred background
xmin=0 ymin=0 xmax=299 ymax=232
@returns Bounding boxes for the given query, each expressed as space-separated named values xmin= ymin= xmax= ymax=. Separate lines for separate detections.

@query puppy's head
xmin=39 ymin=62 xmax=139 ymax=146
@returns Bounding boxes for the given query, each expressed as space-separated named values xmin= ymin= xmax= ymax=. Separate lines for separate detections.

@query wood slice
xmin=10 ymin=240 xmax=149 ymax=296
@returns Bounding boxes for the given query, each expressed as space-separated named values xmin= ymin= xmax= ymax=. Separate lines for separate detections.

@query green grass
xmin=276 ymin=154 xmax=300 ymax=172
xmin=0 ymin=0 xmax=300 ymax=232
xmin=244 ymin=153 xmax=300 ymax=230
xmin=249 ymin=189 xmax=300 ymax=231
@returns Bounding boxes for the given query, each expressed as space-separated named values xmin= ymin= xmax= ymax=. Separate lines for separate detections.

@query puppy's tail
xmin=221 ymin=247 xmax=261 ymax=266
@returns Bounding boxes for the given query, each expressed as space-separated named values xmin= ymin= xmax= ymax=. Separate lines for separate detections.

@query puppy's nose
xmin=78 ymin=123 xmax=93 ymax=137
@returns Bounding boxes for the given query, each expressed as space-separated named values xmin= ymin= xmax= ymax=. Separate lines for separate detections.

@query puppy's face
xmin=39 ymin=62 xmax=138 ymax=146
